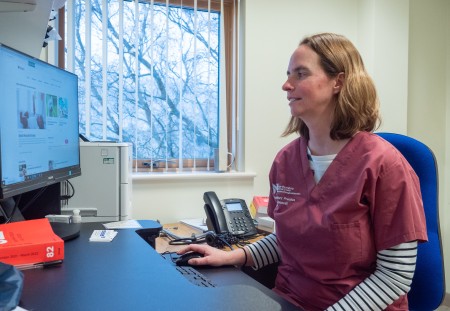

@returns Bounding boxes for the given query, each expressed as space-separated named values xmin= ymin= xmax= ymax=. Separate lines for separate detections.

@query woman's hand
xmin=177 ymin=244 xmax=245 ymax=267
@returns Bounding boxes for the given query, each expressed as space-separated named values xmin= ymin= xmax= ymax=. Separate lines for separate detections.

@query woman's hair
xmin=282 ymin=33 xmax=381 ymax=139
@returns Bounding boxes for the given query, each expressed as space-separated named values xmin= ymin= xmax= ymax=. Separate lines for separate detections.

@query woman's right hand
xmin=177 ymin=244 xmax=245 ymax=267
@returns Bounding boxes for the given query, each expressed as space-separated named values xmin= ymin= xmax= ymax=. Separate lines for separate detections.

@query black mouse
xmin=175 ymin=252 xmax=204 ymax=266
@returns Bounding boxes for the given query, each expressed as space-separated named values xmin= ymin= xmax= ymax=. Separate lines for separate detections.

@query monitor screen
xmin=0 ymin=43 xmax=81 ymax=200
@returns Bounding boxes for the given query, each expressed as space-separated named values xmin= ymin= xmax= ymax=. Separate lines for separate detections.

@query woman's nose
xmin=282 ymin=79 xmax=292 ymax=91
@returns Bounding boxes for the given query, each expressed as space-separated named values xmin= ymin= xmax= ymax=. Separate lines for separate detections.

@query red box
xmin=0 ymin=218 xmax=64 ymax=267
xmin=252 ymin=196 xmax=269 ymax=215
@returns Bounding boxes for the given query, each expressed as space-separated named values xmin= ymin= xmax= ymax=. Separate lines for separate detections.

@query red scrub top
xmin=268 ymin=132 xmax=427 ymax=310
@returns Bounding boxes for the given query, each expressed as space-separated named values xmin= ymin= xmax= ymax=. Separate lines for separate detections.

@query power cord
xmin=60 ymin=180 xmax=75 ymax=201
xmin=18 ymin=186 xmax=48 ymax=215
xmin=161 ymin=228 xmax=208 ymax=245
xmin=160 ymin=228 xmax=259 ymax=250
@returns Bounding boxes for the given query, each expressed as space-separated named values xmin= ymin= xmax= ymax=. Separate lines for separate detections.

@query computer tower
xmin=62 ymin=142 xmax=132 ymax=222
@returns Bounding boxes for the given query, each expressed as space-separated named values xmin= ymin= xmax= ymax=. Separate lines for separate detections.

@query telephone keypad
xmin=227 ymin=213 xmax=254 ymax=235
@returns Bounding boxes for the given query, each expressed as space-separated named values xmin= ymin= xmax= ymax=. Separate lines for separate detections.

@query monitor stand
xmin=49 ymin=222 xmax=81 ymax=241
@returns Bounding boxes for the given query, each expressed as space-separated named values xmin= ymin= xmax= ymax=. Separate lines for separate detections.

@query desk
xmin=19 ymin=221 xmax=298 ymax=310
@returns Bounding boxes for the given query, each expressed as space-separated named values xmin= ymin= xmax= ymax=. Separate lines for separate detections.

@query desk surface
xmin=19 ymin=221 xmax=297 ymax=311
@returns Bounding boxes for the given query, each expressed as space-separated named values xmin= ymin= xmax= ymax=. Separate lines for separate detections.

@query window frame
xmin=57 ymin=0 xmax=240 ymax=173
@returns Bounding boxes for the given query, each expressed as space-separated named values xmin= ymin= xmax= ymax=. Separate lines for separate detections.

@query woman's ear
xmin=333 ymin=72 xmax=345 ymax=94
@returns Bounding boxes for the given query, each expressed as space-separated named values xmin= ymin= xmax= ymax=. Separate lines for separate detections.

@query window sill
xmin=132 ymin=171 xmax=256 ymax=182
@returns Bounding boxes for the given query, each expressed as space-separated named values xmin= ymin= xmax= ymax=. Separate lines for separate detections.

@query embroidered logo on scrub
xmin=272 ymin=183 xmax=301 ymax=206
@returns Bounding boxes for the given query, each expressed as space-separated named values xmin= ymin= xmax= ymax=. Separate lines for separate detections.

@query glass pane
xmin=68 ymin=0 xmax=219 ymax=161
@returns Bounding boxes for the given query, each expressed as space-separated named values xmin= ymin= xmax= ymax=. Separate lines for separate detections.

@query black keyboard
xmin=161 ymin=253 xmax=216 ymax=288
xmin=175 ymin=265 xmax=216 ymax=288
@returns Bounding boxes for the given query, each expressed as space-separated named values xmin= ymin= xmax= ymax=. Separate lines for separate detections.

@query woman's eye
xmin=296 ymin=71 xmax=307 ymax=78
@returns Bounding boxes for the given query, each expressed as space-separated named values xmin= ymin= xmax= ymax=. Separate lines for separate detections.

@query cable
xmin=60 ymin=180 xmax=75 ymax=201
xmin=4 ymin=195 xmax=22 ymax=224
xmin=19 ymin=186 xmax=48 ymax=214
xmin=161 ymin=228 xmax=207 ymax=245
xmin=168 ymin=237 xmax=206 ymax=245
xmin=160 ymin=228 xmax=257 ymax=249
xmin=204 ymin=231 xmax=255 ymax=250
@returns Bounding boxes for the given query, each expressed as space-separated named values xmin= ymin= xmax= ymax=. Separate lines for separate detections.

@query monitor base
xmin=50 ymin=222 xmax=81 ymax=241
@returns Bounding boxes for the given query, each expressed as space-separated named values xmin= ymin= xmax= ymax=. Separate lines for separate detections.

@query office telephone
xmin=203 ymin=191 xmax=257 ymax=237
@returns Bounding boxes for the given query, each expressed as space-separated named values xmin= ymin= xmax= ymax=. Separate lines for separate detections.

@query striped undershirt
xmin=246 ymin=236 xmax=417 ymax=310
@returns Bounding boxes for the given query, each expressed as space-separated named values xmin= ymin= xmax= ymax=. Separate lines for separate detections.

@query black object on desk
xmin=19 ymin=220 xmax=299 ymax=311
xmin=50 ymin=222 xmax=81 ymax=241
xmin=174 ymin=251 xmax=204 ymax=266
xmin=135 ymin=225 xmax=162 ymax=248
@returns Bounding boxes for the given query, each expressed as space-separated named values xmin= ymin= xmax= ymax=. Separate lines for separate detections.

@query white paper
xmin=103 ymin=219 xmax=142 ymax=229
xmin=180 ymin=218 xmax=208 ymax=232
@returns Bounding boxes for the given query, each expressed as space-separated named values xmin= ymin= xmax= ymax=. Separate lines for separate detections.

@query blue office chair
xmin=376 ymin=132 xmax=446 ymax=310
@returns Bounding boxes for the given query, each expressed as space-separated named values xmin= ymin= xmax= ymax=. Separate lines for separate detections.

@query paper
xmin=180 ymin=218 xmax=208 ymax=232
xmin=103 ymin=219 xmax=142 ymax=229
xmin=89 ymin=230 xmax=118 ymax=242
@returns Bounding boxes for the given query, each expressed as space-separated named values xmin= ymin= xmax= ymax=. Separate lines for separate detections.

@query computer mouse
xmin=175 ymin=252 xmax=204 ymax=266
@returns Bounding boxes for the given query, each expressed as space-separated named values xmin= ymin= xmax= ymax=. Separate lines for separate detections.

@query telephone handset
xmin=203 ymin=191 xmax=257 ymax=237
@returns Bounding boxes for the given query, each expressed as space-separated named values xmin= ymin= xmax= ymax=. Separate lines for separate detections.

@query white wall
xmin=357 ymin=0 xmax=410 ymax=134
xmin=131 ymin=0 xmax=450 ymax=293
xmin=408 ymin=0 xmax=450 ymax=294
xmin=132 ymin=173 xmax=256 ymax=224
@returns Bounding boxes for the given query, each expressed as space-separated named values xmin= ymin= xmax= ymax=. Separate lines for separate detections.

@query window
xmin=62 ymin=0 xmax=240 ymax=172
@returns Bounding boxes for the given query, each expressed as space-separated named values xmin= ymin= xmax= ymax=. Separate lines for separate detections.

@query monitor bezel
xmin=0 ymin=42 xmax=82 ymax=200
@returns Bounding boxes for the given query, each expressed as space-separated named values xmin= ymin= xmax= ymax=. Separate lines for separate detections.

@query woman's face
xmin=282 ymin=45 xmax=341 ymax=127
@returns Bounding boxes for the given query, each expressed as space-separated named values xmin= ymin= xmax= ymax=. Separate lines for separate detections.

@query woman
xmin=179 ymin=33 xmax=427 ymax=310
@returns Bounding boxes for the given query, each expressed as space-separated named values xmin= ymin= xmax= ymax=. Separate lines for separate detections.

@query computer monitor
xmin=0 ymin=42 xmax=81 ymax=228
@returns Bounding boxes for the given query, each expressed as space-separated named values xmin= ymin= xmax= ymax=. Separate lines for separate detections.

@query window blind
xmin=63 ymin=0 xmax=239 ymax=172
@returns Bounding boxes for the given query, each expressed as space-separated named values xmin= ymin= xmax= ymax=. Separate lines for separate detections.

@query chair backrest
xmin=376 ymin=132 xmax=446 ymax=310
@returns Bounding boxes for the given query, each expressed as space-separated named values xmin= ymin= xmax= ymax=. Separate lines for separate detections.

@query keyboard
xmin=175 ymin=265 xmax=216 ymax=288
xmin=161 ymin=253 xmax=216 ymax=288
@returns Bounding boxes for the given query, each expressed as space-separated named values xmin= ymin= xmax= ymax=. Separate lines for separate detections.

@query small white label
xmin=0 ymin=230 xmax=6 ymax=244
xmin=89 ymin=230 xmax=118 ymax=242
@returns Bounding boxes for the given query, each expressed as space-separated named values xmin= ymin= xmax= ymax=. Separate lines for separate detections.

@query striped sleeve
xmin=326 ymin=241 xmax=418 ymax=311
xmin=246 ymin=233 xmax=280 ymax=269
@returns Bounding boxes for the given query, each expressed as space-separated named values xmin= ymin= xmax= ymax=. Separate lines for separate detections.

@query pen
xmin=16 ymin=260 xmax=63 ymax=271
